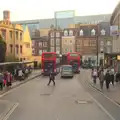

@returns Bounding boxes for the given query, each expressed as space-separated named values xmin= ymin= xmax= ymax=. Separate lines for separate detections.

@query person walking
xmin=110 ymin=68 xmax=115 ymax=86
xmin=92 ymin=68 xmax=98 ymax=84
xmin=48 ymin=71 xmax=55 ymax=86
xmin=99 ymin=69 xmax=104 ymax=90
xmin=6 ymin=72 xmax=12 ymax=88
xmin=105 ymin=70 xmax=111 ymax=90
xmin=0 ymin=72 xmax=4 ymax=90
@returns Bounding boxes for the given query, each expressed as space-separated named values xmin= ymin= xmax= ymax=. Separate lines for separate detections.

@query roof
xmin=110 ymin=2 xmax=120 ymax=25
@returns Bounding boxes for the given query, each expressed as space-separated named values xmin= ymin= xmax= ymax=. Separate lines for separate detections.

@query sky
xmin=0 ymin=0 xmax=119 ymax=21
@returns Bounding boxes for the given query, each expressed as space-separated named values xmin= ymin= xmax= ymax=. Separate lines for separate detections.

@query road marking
xmin=89 ymin=94 xmax=116 ymax=120
xmin=2 ymin=103 xmax=19 ymax=120
xmin=79 ymin=71 xmax=116 ymax=120
xmin=90 ymin=83 xmax=120 ymax=108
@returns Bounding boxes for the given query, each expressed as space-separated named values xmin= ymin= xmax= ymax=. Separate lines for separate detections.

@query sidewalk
xmin=86 ymin=70 xmax=120 ymax=105
xmin=0 ymin=69 xmax=41 ymax=95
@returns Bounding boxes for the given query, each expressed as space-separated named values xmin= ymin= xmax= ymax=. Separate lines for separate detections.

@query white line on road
xmin=2 ymin=103 xmax=19 ymax=120
xmin=90 ymin=94 xmax=116 ymax=120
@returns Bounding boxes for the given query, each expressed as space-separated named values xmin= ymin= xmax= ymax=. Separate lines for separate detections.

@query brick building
xmin=32 ymin=29 xmax=48 ymax=56
xmin=48 ymin=29 xmax=62 ymax=54
xmin=75 ymin=24 xmax=98 ymax=64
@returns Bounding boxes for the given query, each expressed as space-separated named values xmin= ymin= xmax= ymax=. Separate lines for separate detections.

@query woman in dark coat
xmin=105 ymin=70 xmax=111 ymax=90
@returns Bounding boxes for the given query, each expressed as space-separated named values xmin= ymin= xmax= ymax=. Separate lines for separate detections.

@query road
xmin=0 ymin=70 xmax=119 ymax=120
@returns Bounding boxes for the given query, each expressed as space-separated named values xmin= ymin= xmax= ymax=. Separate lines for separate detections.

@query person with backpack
xmin=48 ymin=70 xmax=55 ymax=86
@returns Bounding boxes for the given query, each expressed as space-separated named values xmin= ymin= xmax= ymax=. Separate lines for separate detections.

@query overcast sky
xmin=0 ymin=0 xmax=119 ymax=21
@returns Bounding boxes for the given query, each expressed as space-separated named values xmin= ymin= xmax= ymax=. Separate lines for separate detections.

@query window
xmin=51 ymin=32 xmax=54 ymax=37
xmin=20 ymin=32 xmax=22 ymax=40
xmin=69 ymin=30 xmax=73 ymax=36
xmin=9 ymin=44 xmax=13 ymax=53
xmin=16 ymin=45 xmax=19 ymax=54
xmin=107 ymin=41 xmax=112 ymax=46
xmin=39 ymin=50 xmax=42 ymax=55
xmin=56 ymin=38 xmax=60 ymax=45
xmin=90 ymin=40 xmax=96 ymax=46
xmin=51 ymin=38 xmax=54 ymax=46
xmin=56 ymin=47 xmax=60 ymax=53
xmin=70 ymin=40 xmax=72 ymax=44
xmin=39 ymin=42 xmax=42 ymax=47
xmin=16 ymin=31 xmax=18 ymax=40
xmin=65 ymin=48 xmax=68 ymax=52
xmin=100 ymin=41 xmax=104 ymax=46
xmin=51 ymin=47 xmax=54 ymax=52
xmin=64 ymin=30 xmax=68 ymax=36
xmin=56 ymin=32 xmax=60 ymax=37
xmin=20 ymin=45 xmax=22 ymax=54
xmin=83 ymin=40 xmax=89 ymax=46
xmin=43 ymin=42 xmax=47 ymax=47
xmin=1 ymin=29 xmax=6 ymax=40
xmin=64 ymin=40 xmax=67 ymax=44
xmin=101 ymin=29 xmax=106 ymax=36
xmin=91 ymin=29 xmax=96 ymax=36
xmin=9 ymin=31 xmax=12 ymax=40
xmin=43 ymin=50 xmax=47 ymax=52
xmin=70 ymin=49 xmax=72 ymax=52
xmin=26 ymin=43 xmax=30 ymax=48
xmin=80 ymin=29 xmax=84 ymax=36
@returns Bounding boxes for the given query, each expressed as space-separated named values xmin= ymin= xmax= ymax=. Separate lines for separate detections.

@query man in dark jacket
xmin=0 ymin=72 xmax=4 ymax=90
xmin=48 ymin=71 xmax=55 ymax=86
xmin=105 ymin=70 xmax=111 ymax=90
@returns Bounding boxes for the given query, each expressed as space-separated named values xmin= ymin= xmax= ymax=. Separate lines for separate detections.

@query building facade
xmin=110 ymin=2 xmax=120 ymax=54
xmin=22 ymin=25 xmax=32 ymax=61
xmin=32 ymin=37 xmax=48 ymax=56
xmin=48 ymin=29 xmax=62 ymax=54
xmin=0 ymin=11 xmax=32 ymax=61
xmin=62 ymin=28 xmax=76 ymax=54
xmin=75 ymin=24 xmax=98 ymax=64
xmin=32 ymin=28 xmax=49 ymax=56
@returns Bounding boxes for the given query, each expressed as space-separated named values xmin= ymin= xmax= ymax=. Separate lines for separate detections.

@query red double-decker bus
xmin=62 ymin=52 xmax=80 ymax=73
xmin=41 ymin=52 xmax=60 ymax=75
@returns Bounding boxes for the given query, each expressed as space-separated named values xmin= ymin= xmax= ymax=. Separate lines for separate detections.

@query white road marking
xmin=90 ymin=94 xmax=116 ymax=120
xmin=2 ymin=103 xmax=19 ymax=120
xmin=91 ymin=83 xmax=120 ymax=108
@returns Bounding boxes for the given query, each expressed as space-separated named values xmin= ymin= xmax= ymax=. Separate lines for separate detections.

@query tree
xmin=0 ymin=35 xmax=6 ymax=62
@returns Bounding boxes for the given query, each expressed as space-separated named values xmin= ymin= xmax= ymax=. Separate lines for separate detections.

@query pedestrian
xmin=110 ymin=68 xmax=115 ymax=86
xmin=99 ymin=69 xmax=104 ymax=90
xmin=6 ymin=72 xmax=12 ymax=88
xmin=92 ymin=68 xmax=98 ymax=84
xmin=0 ymin=72 xmax=4 ymax=90
xmin=104 ymin=70 xmax=111 ymax=90
xmin=48 ymin=71 xmax=55 ymax=86
xmin=18 ymin=69 xmax=24 ymax=80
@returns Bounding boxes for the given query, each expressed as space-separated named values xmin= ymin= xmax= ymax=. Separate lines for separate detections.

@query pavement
xmin=87 ymin=69 xmax=120 ymax=105
xmin=0 ymin=73 xmax=114 ymax=120
xmin=0 ymin=69 xmax=41 ymax=120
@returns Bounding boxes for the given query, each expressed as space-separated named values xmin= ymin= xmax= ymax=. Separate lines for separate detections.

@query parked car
xmin=61 ymin=65 xmax=73 ymax=78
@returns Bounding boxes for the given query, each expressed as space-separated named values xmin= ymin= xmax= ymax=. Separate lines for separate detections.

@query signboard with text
xmin=110 ymin=25 xmax=119 ymax=36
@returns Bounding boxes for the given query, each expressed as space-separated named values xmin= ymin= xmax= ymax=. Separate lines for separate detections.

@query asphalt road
xmin=0 ymin=71 xmax=116 ymax=120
